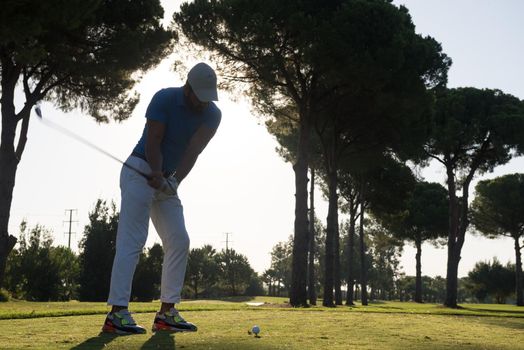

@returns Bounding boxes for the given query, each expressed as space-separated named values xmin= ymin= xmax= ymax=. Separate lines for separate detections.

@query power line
xmin=64 ymin=209 xmax=78 ymax=249
xmin=222 ymin=232 xmax=233 ymax=252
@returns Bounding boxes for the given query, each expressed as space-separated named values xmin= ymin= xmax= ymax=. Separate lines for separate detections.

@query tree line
xmin=1 ymin=195 xmax=518 ymax=305
xmin=173 ymin=0 xmax=524 ymax=308
xmin=1 ymin=0 xmax=523 ymax=310
xmin=263 ymin=220 xmax=520 ymax=305
xmin=2 ymin=200 xmax=262 ymax=302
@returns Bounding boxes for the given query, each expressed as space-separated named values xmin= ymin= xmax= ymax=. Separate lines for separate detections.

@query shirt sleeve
xmin=204 ymin=107 xmax=222 ymax=130
xmin=145 ymin=89 xmax=168 ymax=123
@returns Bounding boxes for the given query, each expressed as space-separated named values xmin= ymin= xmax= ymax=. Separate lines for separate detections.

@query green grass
xmin=0 ymin=296 xmax=283 ymax=320
xmin=1 ymin=297 xmax=522 ymax=319
xmin=0 ymin=299 xmax=522 ymax=349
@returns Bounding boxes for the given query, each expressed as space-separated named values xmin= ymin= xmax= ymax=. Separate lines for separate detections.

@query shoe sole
xmin=102 ymin=324 xmax=146 ymax=335
xmin=152 ymin=324 xmax=197 ymax=333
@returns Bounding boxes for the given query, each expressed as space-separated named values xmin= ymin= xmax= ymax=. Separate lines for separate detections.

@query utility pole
xmin=64 ymin=209 xmax=78 ymax=249
xmin=222 ymin=232 xmax=233 ymax=252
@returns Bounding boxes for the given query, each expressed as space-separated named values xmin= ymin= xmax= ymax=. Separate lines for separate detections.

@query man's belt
xmin=130 ymin=151 xmax=173 ymax=178
xmin=131 ymin=151 xmax=147 ymax=161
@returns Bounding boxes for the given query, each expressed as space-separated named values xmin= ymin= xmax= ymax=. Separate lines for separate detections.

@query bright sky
xmin=7 ymin=0 xmax=524 ymax=278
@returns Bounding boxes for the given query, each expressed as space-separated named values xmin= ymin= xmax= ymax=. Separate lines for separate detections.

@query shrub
xmin=0 ymin=289 xmax=10 ymax=302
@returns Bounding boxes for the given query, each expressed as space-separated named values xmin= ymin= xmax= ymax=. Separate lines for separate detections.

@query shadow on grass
xmin=70 ymin=332 xmax=118 ymax=350
xmin=177 ymin=338 xmax=281 ymax=350
xmin=461 ymin=306 xmax=524 ymax=316
xmin=141 ymin=331 xmax=175 ymax=349
xmin=211 ymin=296 xmax=256 ymax=303
xmin=372 ymin=305 xmax=404 ymax=310
xmin=474 ymin=317 xmax=524 ymax=331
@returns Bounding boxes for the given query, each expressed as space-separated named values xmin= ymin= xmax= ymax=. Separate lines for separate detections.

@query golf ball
xmin=252 ymin=325 xmax=260 ymax=335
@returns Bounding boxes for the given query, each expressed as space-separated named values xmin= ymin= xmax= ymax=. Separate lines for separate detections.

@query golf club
xmin=34 ymin=105 xmax=179 ymax=195
xmin=34 ymin=105 xmax=152 ymax=180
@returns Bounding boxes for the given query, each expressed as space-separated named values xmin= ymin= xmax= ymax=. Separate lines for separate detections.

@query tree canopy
xmin=424 ymin=87 xmax=524 ymax=307
xmin=470 ymin=173 xmax=524 ymax=306
xmin=78 ymin=199 xmax=118 ymax=301
xmin=0 ymin=0 xmax=174 ymax=121
xmin=471 ymin=174 xmax=524 ymax=240
xmin=185 ymin=245 xmax=220 ymax=298
xmin=0 ymin=0 xmax=175 ymax=289
xmin=467 ymin=258 xmax=515 ymax=304
xmin=132 ymin=243 xmax=164 ymax=302
xmin=174 ymin=0 xmax=450 ymax=306
xmin=4 ymin=221 xmax=78 ymax=301
xmin=390 ymin=181 xmax=448 ymax=302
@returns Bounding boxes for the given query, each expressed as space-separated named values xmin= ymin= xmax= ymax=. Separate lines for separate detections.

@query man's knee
xmin=116 ymin=233 xmax=148 ymax=257
xmin=177 ymin=231 xmax=190 ymax=251
xmin=164 ymin=229 xmax=190 ymax=252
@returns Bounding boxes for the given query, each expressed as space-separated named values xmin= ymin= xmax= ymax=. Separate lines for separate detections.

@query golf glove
xmin=158 ymin=176 xmax=178 ymax=196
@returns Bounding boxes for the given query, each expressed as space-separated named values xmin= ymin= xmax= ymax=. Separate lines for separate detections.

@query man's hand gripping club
xmin=148 ymin=171 xmax=178 ymax=196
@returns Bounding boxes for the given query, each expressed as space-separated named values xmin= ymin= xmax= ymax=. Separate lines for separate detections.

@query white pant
xmin=108 ymin=156 xmax=190 ymax=307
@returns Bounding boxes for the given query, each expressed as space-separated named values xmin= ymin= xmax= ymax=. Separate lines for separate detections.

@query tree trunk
xmin=445 ymin=153 xmax=482 ymax=308
xmin=0 ymin=82 xmax=21 ymax=288
xmin=346 ymin=214 xmax=356 ymax=306
xmin=444 ymin=165 xmax=461 ymax=308
xmin=290 ymin=115 xmax=311 ymax=307
xmin=415 ymin=237 xmax=423 ymax=303
xmin=447 ymin=182 xmax=472 ymax=307
xmin=445 ymin=236 xmax=462 ymax=308
xmin=193 ymin=280 xmax=198 ymax=299
xmin=332 ymin=173 xmax=342 ymax=306
xmin=514 ymin=237 xmax=523 ymax=306
xmin=230 ymin=273 xmax=236 ymax=296
xmin=359 ymin=200 xmax=368 ymax=306
xmin=334 ymin=235 xmax=342 ymax=304
xmin=307 ymin=167 xmax=317 ymax=305
xmin=0 ymin=154 xmax=18 ymax=287
xmin=323 ymin=169 xmax=338 ymax=307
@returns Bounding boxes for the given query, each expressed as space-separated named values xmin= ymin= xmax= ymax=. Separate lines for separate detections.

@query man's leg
xmin=103 ymin=157 xmax=154 ymax=334
xmin=150 ymin=194 xmax=196 ymax=332
xmin=150 ymin=194 xmax=190 ymax=306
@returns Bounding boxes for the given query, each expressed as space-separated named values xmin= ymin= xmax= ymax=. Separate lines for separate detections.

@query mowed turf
xmin=0 ymin=299 xmax=523 ymax=350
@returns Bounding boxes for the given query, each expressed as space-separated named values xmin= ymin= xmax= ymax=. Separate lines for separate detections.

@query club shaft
xmin=39 ymin=117 xmax=151 ymax=180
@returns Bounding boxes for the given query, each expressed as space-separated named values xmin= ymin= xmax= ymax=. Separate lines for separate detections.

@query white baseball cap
xmin=187 ymin=62 xmax=218 ymax=102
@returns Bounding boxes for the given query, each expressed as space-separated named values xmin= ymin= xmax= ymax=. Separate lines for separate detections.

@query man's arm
xmin=145 ymin=119 xmax=166 ymax=189
xmin=175 ymin=125 xmax=218 ymax=183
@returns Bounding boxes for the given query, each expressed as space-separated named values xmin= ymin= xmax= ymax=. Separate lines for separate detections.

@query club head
xmin=35 ymin=105 xmax=42 ymax=118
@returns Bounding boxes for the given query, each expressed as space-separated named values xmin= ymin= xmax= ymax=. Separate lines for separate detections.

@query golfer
xmin=102 ymin=62 xmax=221 ymax=334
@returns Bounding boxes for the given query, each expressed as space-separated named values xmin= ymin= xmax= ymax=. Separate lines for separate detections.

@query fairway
xmin=0 ymin=300 xmax=523 ymax=349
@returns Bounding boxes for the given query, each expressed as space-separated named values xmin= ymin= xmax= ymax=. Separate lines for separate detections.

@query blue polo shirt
xmin=133 ymin=87 xmax=221 ymax=175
